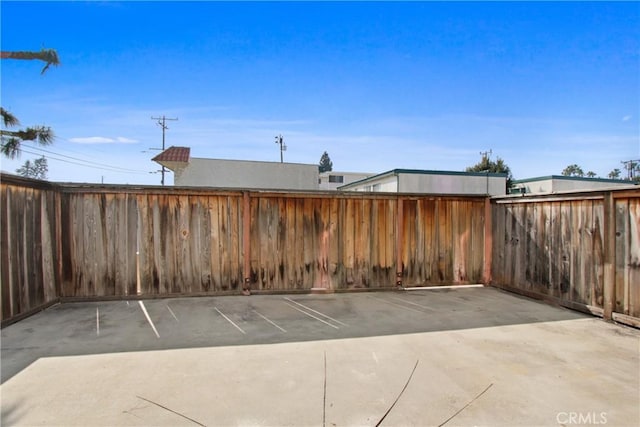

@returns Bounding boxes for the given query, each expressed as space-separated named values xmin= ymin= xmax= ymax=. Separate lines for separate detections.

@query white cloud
xmin=69 ymin=136 xmax=139 ymax=144
xmin=622 ymin=115 xmax=632 ymax=121
xmin=116 ymin=137 xmax=139 ymax=143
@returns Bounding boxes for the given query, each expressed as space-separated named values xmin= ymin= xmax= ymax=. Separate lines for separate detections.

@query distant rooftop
xmin=339 ymin=168 xmax=507 ymax=189
xmin=512 ymin=175 xmax=632 ymax=184
xmin=152 ymin=146 xmax=190 ymax=163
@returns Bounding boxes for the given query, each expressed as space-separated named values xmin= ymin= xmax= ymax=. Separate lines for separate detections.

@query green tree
xmin=1 ymin=48 xmax=59 ymax=158
xmin=319 ymin=151 xmax=333 ymax=173
xmin=623 ymin=161 xmax=640 ymax=181
xmin=465 ymin=154 xmax=513 ymax=190
xmin=608 ymin=168 xmax=621 ymax=179
xmin=16 ymin=156 xmax=48 ymax=180
xmin=561 ymin=164 xmax=585 ymax=177
xmin=585 ymin=171 xmax=597 ymax=178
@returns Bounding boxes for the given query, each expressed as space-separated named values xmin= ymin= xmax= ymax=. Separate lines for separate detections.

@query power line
xmin=21 ymin=143 xmax=147 ymax=173
xmin=13 ymin=147 xmax=149 ymax=175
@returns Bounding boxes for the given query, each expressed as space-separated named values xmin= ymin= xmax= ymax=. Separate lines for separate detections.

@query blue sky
xmin=1 ymin=1 xmax=638 ymax=185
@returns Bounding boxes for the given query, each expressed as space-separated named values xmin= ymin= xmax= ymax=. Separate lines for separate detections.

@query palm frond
xmin=1 ymin=126 xmax=54 ymax=158
xmin=0 ymin=107 xmax=20 ymax=127
xmin=0 ymin=138 xmax=21 ymax=159
xmin=1 ymin=48 xmax=60 ymax=74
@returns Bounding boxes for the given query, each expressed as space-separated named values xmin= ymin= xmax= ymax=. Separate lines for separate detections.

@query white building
xmin=338 ymin=169 xmax=507 ymax=196
xmin=318 ymin=171 xmax=374 ymax=191
xmin=152 ymin=146 xmax=319 ymax=190
xmin=511 ymin=175 xmax=636 ymax=194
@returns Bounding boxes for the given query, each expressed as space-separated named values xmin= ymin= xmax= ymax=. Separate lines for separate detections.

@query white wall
xmin=319 ymin=172 xmax=374 ymax=190
xmin=514 ymin=177 xmax=635 ymax=194
xmin=173 ymin=158 xmax=319 ymax=190
xmin=399 ymin=173 xmax=506 ymax=195
xmin=552 ymin=179 xmax=634 ymax=193
xmin=345 ymin=175 xmax=397 ymax=192
xmin=341 ymin=172 xmax=506 ymax=195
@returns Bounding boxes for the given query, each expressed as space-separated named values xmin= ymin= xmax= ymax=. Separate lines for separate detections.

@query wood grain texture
xmin=2 ymin=174 xmax=638 ymax=327
xmin=491 ymin=190 xmax=639 ymax=327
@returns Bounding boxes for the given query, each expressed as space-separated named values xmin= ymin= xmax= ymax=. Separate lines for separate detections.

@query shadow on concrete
xmin=1 ymin=287 xmax=589 ymax=383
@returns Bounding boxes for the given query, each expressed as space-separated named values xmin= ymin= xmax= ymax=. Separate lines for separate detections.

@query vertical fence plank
xmin=1 ymin=186 xmax=11 ymax=320
xmin=627 ymin=198 xmax=640 ymax=318
xmin=4 ymin=176 xmax=636 ymax=327
xmin=386 ymin=198 xmax=396 ymax=286
xmin=402 ymin=199 xmax=416 ymax=285
xmin=615 ymin=199 xmax=628 ymax=314
xmin=592 ymin=202 xmax=605 ymax=308
xmin=376 ymin=198 xmax=388 ymax=286
xmin=328 ymin=197 xmax=341 ymax=288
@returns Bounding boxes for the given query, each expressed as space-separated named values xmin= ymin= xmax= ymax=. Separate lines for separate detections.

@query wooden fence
xmin=1 ymin=178 xmax=61 ymax=324
xmin=491 ymin=189 xmax=640 ymax=327
xmin=1 ymin=174 xmax=489 ymax=324
xmin=3 ymin=174 xmax=637 ymax=328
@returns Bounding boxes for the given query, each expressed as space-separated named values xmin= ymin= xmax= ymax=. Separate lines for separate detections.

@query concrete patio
xmin=1 ymin=287 xmax=639 ymax=426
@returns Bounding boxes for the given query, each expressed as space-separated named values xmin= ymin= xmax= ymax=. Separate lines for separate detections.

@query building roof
xmin=338 ymin=168 xmax=507 ymax=190
xmin=152 ymin=146 xmax=191 ymax=163
xmin=512 ymin=175 xmax=632 ymax=184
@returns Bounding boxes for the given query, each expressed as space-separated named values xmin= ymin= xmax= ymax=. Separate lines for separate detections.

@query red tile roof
xmin=152 ymin=146 xmax=190 ymax=163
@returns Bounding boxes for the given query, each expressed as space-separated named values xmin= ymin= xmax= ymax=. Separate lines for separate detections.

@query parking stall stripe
xmin=366 ymin=294 xmax=428 ymax=314
xmin=386 ymin=295 xmax=436 ymax=311
xmin=404 ymin=284 xmax=484 ymax=291
xmin=253 ymin=310 xmax=287 ymax=333
xmin=138 ymin=301 xmax=161 ymax=338
xmin=214 ymin=308 xmax=246 ymax=334
xmin=283 ymin=297 xmax=348 ymax=326
xmin=166 ymin=305 xmax=179 ymax=322
xmin=283 ymin=302 xmax=340 ymax=329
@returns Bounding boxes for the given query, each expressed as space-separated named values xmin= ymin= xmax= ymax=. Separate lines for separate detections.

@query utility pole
xmin=151 ymin=115 xmax=178 ymax=185
xmin=480 ymin=149 xmax=492 ymax=195
xmin=621 ymin=159 xmax=640 ymax=180
xmin=275 ymin=134 xmax=286 ymax=163
xmin=480 ymin=149 xmax=492 ymax=162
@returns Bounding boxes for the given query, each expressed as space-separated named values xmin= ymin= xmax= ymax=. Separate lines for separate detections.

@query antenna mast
xmin=480 ymin=149 xmax=493 ymax=162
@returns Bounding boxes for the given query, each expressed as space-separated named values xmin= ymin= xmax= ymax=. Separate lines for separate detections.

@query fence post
xmin=396 ymin=197 xmax=404 ymax=288
xmin=242 ymin=191 xmax=251 ymax=295
xmin=603 ymin=191 xmax=615 ymax=320
xmin=483 ymin=197 xmax=493 ymax=285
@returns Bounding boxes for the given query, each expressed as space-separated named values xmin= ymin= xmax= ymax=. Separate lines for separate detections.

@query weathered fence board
xmin=1 ymin=180 xmax=60 ymax=321
xmin=400 ymin=198 xmax=486 ymax=286
xmin=615 ymin=197 xmax=640 ymax=318
xmin=492 ymin=190 xmax=639 ymax=327
xmin=3 ymin=173 xmax=638 ymax=328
